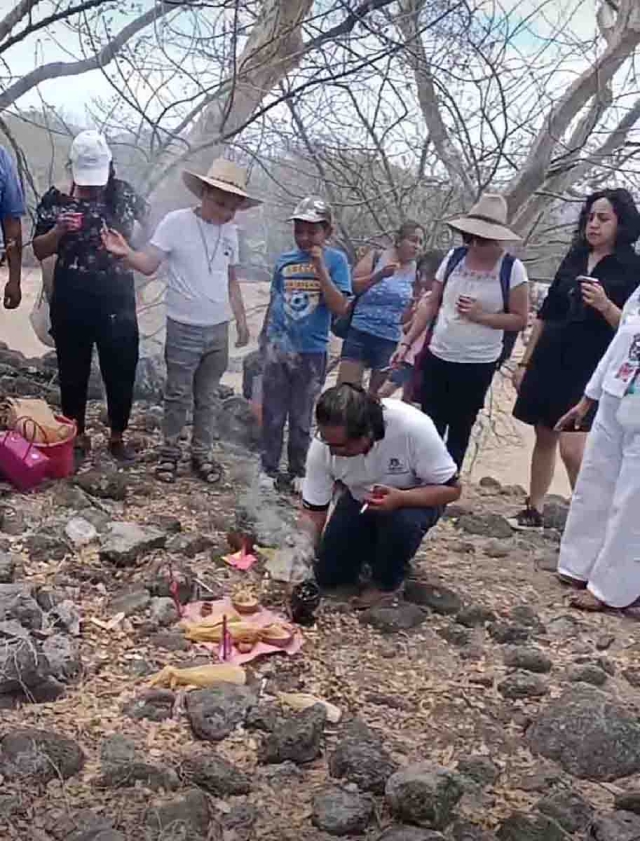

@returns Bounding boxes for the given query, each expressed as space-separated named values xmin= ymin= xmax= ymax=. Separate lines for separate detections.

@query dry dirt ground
xmin=0 ymin=404 xmax=637 ymax=840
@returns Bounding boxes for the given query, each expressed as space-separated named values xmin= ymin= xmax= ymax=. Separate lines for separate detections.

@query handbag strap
xmin=2 ymin=416 xmax=42 ymax=459
xmin=354 ymin=249 xmax=382 ymax=302
xmin=11 ymin=415 xmax=51 ymax=449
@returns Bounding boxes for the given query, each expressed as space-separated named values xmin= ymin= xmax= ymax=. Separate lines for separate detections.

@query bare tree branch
xmin=0 ymin=0 xmax=110 ymax=56
xmin=505 ymin=0 xmax=640 ymax=214
xmin=0 ymin=2 xmax=175 ymax=113
xmin=0 ymin=0 xmax=43 ymax=44
xmin=395 ymin=0 xmax=475 ymax=203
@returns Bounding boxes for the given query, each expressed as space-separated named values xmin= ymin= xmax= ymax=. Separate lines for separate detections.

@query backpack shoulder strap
xmin=442 ymin=246 xmax=467 ymax=287
xmin=499 ymin=253 xmax=516 ymax=312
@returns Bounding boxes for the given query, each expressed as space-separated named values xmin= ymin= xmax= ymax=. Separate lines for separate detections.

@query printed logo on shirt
xmin=282 ymin=265 xmax=322 ymax=321
xmin=387 ymin=457 xmax=409 ymax=475
xmin=614 ymin=333 xmax=640 ymax=382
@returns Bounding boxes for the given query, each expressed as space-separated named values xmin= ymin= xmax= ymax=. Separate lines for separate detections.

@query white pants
xmin=558 ymin=393 xmax=640 ymax=608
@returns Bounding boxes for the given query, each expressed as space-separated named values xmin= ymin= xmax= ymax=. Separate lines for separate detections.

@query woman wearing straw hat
xmin=392 ymin=194 xmax=529 ymax=469
xmin=511 ymin=189 xmax=640 ymax=528
xmin=103 ymin=157 xmax=261 ymax=484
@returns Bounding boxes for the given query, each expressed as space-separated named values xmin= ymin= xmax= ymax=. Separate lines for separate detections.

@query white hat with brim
xmin=447 ymin=193 xmax=521 ymax=242
xmin=182 ymin=158 xmax=262 ymax=210
xmin=70 ymin=129 xmax=112 ymax=187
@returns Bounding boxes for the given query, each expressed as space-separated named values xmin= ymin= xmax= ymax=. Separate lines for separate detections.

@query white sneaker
xmin=292 ymin=476 xmax=304 ymax=494
xmin=258 ymin=472 xmax=276 ymax=492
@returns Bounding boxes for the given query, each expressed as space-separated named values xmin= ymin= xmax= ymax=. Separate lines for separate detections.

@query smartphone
xmin=577 ymin=275 xmax=600 ymax=285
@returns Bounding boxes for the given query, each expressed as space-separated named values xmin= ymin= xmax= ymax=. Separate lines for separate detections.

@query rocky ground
xmin=0 ymin=347 xmax=640 ymax=841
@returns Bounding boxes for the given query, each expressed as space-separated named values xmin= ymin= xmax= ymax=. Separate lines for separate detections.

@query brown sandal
xmin=570 ymin=590 xmax=604 ymax=612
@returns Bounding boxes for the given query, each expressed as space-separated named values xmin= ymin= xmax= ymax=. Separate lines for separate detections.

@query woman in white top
xmin=555 ymin=286 xmax=640 ymax=611
xmin=393 ymin=194 xmax=529 ymax=468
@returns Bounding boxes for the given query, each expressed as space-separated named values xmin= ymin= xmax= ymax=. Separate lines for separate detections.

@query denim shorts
xmin=341 ymin=327 xmax=397 ymax=371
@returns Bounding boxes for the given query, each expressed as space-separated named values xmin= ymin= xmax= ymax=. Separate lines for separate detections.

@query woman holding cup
xmin=32 ymin=130 xmax=147 ymax=462
xmin=511 ymin=189 xmax=640 ymax=528
xmin=392 ymin=194 xmax=529 ymax=469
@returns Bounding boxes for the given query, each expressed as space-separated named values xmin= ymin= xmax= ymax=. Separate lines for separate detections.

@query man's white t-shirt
xmin=430 ymin=250 xmax=528 ymax=364
xmin=150 ymin=208 xmax=239 ymax=327
xmin=302 ymin=399 xmax=457 ymax=507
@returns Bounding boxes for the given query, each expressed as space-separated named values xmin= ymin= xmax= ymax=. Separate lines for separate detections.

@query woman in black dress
xmin=512 ymin=189 xmax=640 ymax=527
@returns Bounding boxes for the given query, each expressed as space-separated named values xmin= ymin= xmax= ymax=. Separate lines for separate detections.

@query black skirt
xmin=513 ymin=321 xmax=600 ymax=430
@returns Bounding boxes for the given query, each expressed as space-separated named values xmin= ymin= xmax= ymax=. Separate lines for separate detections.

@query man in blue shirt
xmin=260 ymin=197 xmax=351 ymax=491
xmin=0 ymin=147 xmax=25 ymax=309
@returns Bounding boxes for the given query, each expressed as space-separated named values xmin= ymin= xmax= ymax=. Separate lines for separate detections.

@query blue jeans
xmin=316 ymin=491 xmax=442 ymax=591
xmin=341 ymin=326 xmax=397 ymax=371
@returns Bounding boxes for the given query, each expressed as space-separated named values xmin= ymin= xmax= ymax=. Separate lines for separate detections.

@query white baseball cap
xmin=70 ymin=130 xmax=112 ymax=187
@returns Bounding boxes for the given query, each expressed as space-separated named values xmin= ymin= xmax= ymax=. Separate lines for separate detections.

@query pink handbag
xmin=0 ymin=419 xmax=50 ymax=492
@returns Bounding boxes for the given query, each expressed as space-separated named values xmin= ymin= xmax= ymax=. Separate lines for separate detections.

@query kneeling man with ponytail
xmin=302 ymin=383 xmax=460 ymax=609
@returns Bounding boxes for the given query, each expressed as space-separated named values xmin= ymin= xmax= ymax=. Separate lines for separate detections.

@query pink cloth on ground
xmin=223 ymin=550 xmax=259 ymax=571
xmin=182 ymin=598 xmax=304 ymax=665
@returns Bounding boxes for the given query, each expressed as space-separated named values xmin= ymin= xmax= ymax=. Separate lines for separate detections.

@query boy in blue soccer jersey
xmin=260 ymin=197 xmax=351 ymax=491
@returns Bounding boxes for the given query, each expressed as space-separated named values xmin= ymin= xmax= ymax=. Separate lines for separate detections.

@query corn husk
xmin=277 ymin=692 xmax=342 ymax=723
xmin=184 ymin=621 xmax=261 ymax=644
xmin=149 ymin=664 xmax=246 ymax=689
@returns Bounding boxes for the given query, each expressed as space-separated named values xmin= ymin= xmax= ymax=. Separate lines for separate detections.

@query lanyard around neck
xmin=195 ymin=214 xmax=222 ymax=275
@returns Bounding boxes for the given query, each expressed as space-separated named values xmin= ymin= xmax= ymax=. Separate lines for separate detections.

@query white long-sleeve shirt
xmin=586 ymin=287 xmax=640 ymax=401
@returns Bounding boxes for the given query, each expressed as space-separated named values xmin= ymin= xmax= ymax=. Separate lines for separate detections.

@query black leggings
xmin=51 ymin=302 xmax=139 ymax=436
xmin=420 ymin=350 xmax=496 ymax=469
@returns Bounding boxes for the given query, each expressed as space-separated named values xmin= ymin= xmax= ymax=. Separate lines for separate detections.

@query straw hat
xmin=447 ymin=193 xmax=521 ymax=242
xmin=182 ymin=158 xmax=262 ymax=209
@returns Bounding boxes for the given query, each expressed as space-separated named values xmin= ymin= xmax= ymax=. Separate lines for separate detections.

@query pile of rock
xmin=0 ymin=573 xmax=81 ymax=708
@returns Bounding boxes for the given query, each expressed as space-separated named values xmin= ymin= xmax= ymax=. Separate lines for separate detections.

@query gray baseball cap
xmin=288 ymin=196 xmax=333 ymax=225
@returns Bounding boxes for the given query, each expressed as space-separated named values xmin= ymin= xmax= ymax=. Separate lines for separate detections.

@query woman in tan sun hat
xmin=392 ymin=193 xmax=529 ymax=468
xmin=103 ymin=157 xmax=261 ymax=484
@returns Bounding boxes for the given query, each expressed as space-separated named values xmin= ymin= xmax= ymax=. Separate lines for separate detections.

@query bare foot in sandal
xmin=570 ymin=590 xmax=604 ymax=611
xmin=351 ymin=586 xmax=399 ymax=610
